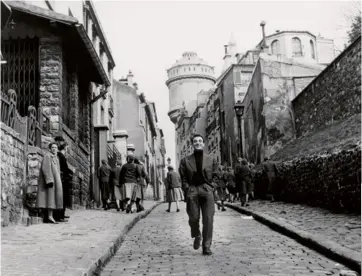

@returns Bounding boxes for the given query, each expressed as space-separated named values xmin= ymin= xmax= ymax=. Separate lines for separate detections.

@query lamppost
xmin=234 ymin=100 xmax=245 ymax=159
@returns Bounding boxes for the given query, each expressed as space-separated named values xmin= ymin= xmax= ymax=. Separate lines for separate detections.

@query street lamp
xmin=234 ymin=100 xmax=245 ymax=159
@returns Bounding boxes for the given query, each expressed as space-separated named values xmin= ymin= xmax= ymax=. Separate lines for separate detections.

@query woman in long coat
xmin=165 ymin=165 xmax=184 ymax=212
xmin=36 ymin=142 xmax=63 ymax=224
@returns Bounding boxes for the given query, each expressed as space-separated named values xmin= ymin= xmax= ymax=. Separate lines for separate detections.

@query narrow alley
xmin=100 ymin=203 xmax=348 ymax=276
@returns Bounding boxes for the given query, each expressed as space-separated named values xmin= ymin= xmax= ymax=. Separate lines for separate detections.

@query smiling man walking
xmin=179 ymin=134 xmax=217 ymax=255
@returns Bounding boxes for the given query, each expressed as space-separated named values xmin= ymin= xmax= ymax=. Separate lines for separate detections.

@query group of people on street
xmin=35 ymin=137 xmax=72 ymax=224
xmin=97 ymin=155 xmax=150 ymax=213
xmin=213 ymin=159 xmax=256 ymax=210
xmin=35 ymin=135 xmax=151 ymax=224
xmin=178 ymin=133 xmax=278 ymax=256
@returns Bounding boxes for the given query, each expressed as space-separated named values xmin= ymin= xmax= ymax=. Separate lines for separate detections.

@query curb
xmin=225 ymin=203 xmax=361 ymax=273
xmin=83 ymin=201 xmax=163 ymax=276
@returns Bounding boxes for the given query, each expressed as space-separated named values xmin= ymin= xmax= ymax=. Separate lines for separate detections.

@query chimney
xmin=133 ymin=82 xmax=138 ymax=90
xmin=260 ymin=20 xmax=267 ymax=49
xmin=224 ymin=45 xmax=228 ymax=55
xmin=127 ymin=70 xmax=134 ymax=87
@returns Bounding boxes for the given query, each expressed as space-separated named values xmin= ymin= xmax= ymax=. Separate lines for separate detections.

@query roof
xmin=1 ymin=1 xmax=12 ymax=29
xmin=168 ymin=51 xmax=212 ymax=70
xmin=256 ymin=30 xmax=317 ymax=47
xmin=5 ymin=1 xmax=111 ymax=86
xmin=5 ymin=1 xmax=78 ymax=25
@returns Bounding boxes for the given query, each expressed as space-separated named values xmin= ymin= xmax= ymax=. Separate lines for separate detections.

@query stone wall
xmin=292 ymin=37 xmax=361 ymax=138
xmin=258 ymin=38 xmax=362 ymax=214
xmin=63 ymin=126 xmax=90 ymax=208
xmin=274 ymin=145 xmax=361 ymax=213
xmin=254 ymin=143 xmax=361 ymax=214
xmin=39 ymin=36 xmax=63 ymax=135
xmin=1 ymin=123 xmax=26 ymax=226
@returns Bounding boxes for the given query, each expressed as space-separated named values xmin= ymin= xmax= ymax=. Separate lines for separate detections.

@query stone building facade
xmin=113 ymin=76 xmax=166 ymax=200
xmin=256 ymin=30 xmax=336 ymax=65
xmin=263 ymin=36 xmax=361 ymax=213
xmin=240 ymin=53 xmax=325 ymax=163
xmin=1 ymin=1 xmax=114 ymax=224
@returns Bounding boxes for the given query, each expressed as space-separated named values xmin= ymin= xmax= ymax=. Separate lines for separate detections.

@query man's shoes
xmin=202 ymin=247 xmax=212 ymax=255
xmin=193 ymin=235 xmax=202 ymax=250
xmin=221 ymin=207 xmax=226 ymax=211
xmin=176 ymin=209 xmax=180 ymax=212
xmin=166 ymin=209 xmax=170 ymax=213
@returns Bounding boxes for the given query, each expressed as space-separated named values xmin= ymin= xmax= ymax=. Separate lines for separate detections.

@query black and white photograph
xmin=0 ymin=0 xmax=361 ymax=275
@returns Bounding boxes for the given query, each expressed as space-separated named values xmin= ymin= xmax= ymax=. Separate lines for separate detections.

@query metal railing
xmin=0 ymin=89 xmax=51 ymax=147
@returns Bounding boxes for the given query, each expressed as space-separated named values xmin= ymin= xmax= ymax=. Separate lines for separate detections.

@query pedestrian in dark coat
xmin=165 ymin=165 xmax=184 ymax=212
xmin=110 ymin=159 xmax=123 ymax=211
xmin=179 ymin=134 xmax=217 ymax=256
xmin=225 ymin=167 xmax=236 ymax=203
xmin=36 ymin=142 xmax=63 ymax=224
xmin=214 ymin=165 xmax=227 ymax=211
xmin=249 ymin=162 xmax=256 ymax=200
xmin=237 ymin=159 xmax=252 ymax=206
xmin=134 ymin=157 xmax=150 ymax=211
xmin=97 ymin=159 xmax=111 ymax=210
xmin=54 ymin=143 xmax=73 ymax=221
xmin=119 ymin=155 xmax=142 ymax=213
xmin=262 ymin=157 xmax=278 ymax=201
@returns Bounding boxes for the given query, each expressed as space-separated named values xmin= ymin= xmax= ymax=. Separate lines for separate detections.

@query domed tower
xmin=166 ymin=52 xmax=216 ymax=124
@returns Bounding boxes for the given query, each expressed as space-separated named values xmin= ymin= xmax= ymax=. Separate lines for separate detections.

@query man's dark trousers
xmin=186 ymin=184 xmax=215 ymax=249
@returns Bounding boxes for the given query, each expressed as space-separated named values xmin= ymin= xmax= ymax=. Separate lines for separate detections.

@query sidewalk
xmin=225 ymin=200 xmax=361 ymax=272
xmin=1 ymin=201 xmax=161 ymax=276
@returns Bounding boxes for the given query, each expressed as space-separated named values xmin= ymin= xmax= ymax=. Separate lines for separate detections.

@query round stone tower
xmin=166 ymin=52 xmax=216 ymax=124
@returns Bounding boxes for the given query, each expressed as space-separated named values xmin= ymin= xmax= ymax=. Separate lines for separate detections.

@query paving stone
xmin=230 ymin=200 xmax=361 ymax=253
xmin=100 ymin=203 xmax=351 ymax=276
xmin=1 ymin=201 xmax=158 ymax=276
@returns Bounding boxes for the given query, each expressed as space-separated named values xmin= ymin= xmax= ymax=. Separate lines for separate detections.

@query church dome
xmin=169 ymin=51 xmax=211 ymax=69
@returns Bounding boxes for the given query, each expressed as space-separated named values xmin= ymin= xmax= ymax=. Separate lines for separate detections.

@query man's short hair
xmin=58 ymin=143 xmax=68 ymax=151
xmin=127 ymin=155 xmax=135 ymax=162
xmin=167 ymin=165 xmax=174 ymax=171
xmin=48 ymin=142 xmax=58 ymax=150
xmin=101 ymin=159 xmax=107 ymax=165
xmin=191 ymin=134 xmax=204 ymax=143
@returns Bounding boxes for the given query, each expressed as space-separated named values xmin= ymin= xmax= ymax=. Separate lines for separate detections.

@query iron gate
xmin=1 ymin=38 xmax=39 ymax=116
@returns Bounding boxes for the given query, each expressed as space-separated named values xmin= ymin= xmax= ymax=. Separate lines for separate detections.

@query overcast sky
xmin=94 ymin=0 xmax=355 ymax=167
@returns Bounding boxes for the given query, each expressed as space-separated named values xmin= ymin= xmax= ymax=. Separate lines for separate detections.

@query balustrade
xmin=0 ymin=89 xmax=50 ymax=147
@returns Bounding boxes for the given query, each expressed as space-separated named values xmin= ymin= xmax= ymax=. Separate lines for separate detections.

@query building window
xmin=310 ymin=40 xmax=315 ymax=59
xmin=100 ymin=105 xmax=105 ymax=124
xmin=271 ymin=39 xmax=280 ymax=55
xmin=234 ymin=71 xmax=242 ymax=84
xmin=292 ymin=37 xmax=303 ymax=57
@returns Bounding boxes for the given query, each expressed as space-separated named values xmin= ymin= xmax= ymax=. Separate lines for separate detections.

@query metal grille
xmin=1 ymin=38 xmax=39 ymax=116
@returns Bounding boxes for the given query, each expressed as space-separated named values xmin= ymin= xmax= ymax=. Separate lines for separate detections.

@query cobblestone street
xmin=228 ymin=200 xmax=361 ymax=253
xmin=100 ymin=203 xmax=350 ymax=276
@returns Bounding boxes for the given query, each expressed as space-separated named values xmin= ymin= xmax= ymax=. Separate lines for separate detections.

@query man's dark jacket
xmin=119 ymin=163 xmax=141 ymax=184
xmin=178 ymin=153 xmax=217 ymax=190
